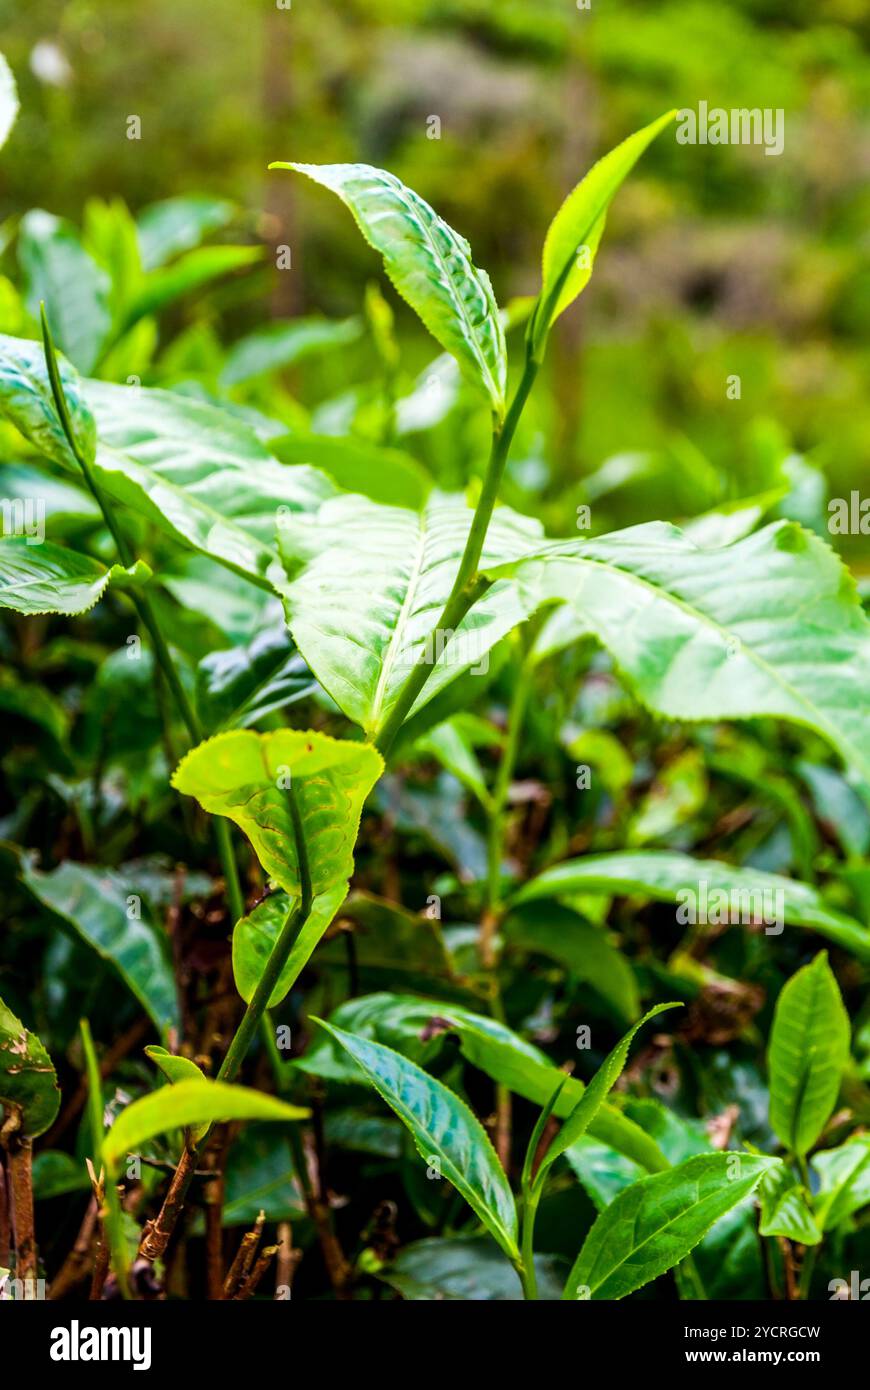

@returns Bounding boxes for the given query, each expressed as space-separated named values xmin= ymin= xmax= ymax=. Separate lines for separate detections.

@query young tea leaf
xmin=273 ymin=162 xmax=506 ymax=418
xmin=812 ymin=1137 xmax=870 ymax=1231
xmin=232 ymin=883 xmax=348 ymax=1008
xmin=768 ymin=952 xmax=850 ymax=1156
xmin=0 ymin=538 xmax=149 ymax=617
xmin=316 ymin=1019 xmax=519 ymax=1261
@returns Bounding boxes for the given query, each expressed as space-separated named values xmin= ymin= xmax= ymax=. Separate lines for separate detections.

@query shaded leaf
xmin=0 ymin=996 xmax=60 ymax=1138
xmin=812 ymin=1137 xmax=870 ymax=1231
xmin=221 ymin=316 xmax=362 ymax=386
xmin=19 ymin=210 xmax=111 ymax=372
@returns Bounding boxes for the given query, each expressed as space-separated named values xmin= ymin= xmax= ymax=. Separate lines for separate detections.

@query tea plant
xmin=1 ymin=101 xmax=868 ymax=1301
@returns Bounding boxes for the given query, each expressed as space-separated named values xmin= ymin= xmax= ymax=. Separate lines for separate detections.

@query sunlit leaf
xmin=768 ymin=952 xmax=850 ymax=1156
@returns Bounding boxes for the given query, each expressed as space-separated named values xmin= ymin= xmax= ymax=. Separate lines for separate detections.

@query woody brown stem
xmin=235 ymin=1244 xmax=279 ymax=1300
xmin=49 ymin=1197 xmax=98 ymax=1299
xmin=138 ymin=1145 xmax=198 ymax=1263
xmin=221 ymin=1210 xmax=264 ymax=1299
xmin=3 ymin=1125 xmax=36 ymax=1284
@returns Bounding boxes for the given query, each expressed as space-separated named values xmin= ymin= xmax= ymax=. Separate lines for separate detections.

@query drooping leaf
xmin=0 ymin=51 xmax=19 ymax=150
xmin=0 ymin=332 xmax=96 ymax=467
xmin=232 ymin=883 xmax=348 ymax=1008
xmin=300 ymin=993 xmax=668 ymax=1174
xmin=512 ymin=850 xmax=870 ymax=961
xmin=274 ymin=162 xmax=506 ymax=417
xmin=488 ymin=521 xmax=870 ymax=797
xmin=563 ymin=1153 xmax=778 ymax=1300
xmin=102 ymin=1080 xmax=308 ymax=1171
xmin=196 ymin=627 xmax=317 ymax=733
xmin=0 ymin=538 xmax=149 ymax=616
xmin=19 ymin=210 xmax=111 ymax=373
xmin=768 ymin=952 xmax=850 ymax=1156
xmin=172 ymin=728 xmax=383 ymax=901
xmin=220 ymin=316 xmax=362 ymax=386
xmin=18 ymin=856 xmax=180 ymax=1034
xmin=533 ymin=111 xmax=676 ymax=353
xmin=504 ymin=902 xmax=640 ymax=1023
xmin=757 ymin=1163 xmax=821 ymax=1245
xmin=316 ymin=1019 xmax=519 ymax=1260
xmin=812 ymin=1137 xmax=870 ymax=1231
xmin=535 ymin=1003 xmax=680 ymax=1184
xmin=379 ymin=1237 xmax=565 ymax=1301
xmin=0 ymin=996 xmax=60 ymax=1138
xmin=279 ymin=490 xmax=541 ymax=735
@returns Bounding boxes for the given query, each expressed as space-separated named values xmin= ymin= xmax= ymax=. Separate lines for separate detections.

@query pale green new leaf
xmin=136 ymin=194 xmax=235 ymax=270
xmin=19 ymin=211 xmax=111 ymax=373
xmin=487 ymin=521 xmax=870 ymax=796
xmin=220 ymin=315 xmax=362 ymax=386
xmin=758 ymin=1162 xmax=821 ymax=1245
xmin=0 ymin=538 xmax=150 ymax=617
xmin=102 ymin=1080 xmax=308 ymax=1171
xmin=0 ymin=996 xmax=60 ymax=1138
xmin=511 ymin=850 xmax=870 ymax=961
xmin=172 ymin=728 xmax=383 ymax=901
xmin=144 ymin=1046 xmax=205 ymax=1086
xmin=563 ymin=1153 xmax=778 ymax=1300
xmin=316 ymin=1019 xmax=519 ymax=1260
xmin=768 ymin=952 xmax=850 ymax=1156
xmin=534 ymin=111 xmax=675 ymax=353
xmin=279 ymin=490 xmax=541 ymax=735
xmin=274 ymin=162 xmax=506 ymax=417
xmin=812 ymin=1137 xmax=870 ymax=1231
xmin=233 ymin=883 xmax=348 ymax=1008
xmin=536 ymin=1003 xmax=680 ymax=1184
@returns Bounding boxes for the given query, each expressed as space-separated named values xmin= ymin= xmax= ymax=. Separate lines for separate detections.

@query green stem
xmin=374 ymin=351 xmax=539 ymax=758
xmin=486 ymin=652 xmax=534 ymax=915
xmin=519 ymin=1186 xmax=541 ymax=1300
xmin=41 ymin=307 xmax=245 ymax=925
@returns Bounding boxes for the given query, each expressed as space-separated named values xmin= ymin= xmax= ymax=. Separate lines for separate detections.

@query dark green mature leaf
xmin=172 ymin=728 xmax=383 ymax=900
xmin=232 ymin=884 xmax=347 ymax=1007
xmin=19 ymin=210 xmax=111 ymax=372
xmin=279 ymin=490 xmax=541 ymax=735
xmin=488 ymin=521 xmax=870 ymax=796
xmin=536 ymin=1003 xmax=680 ymax=1183
xmin=0 ymin=332 xmax=96 ymax=467
xmin=196 ymin=627 xmax=316 ymax=733
xmin=768 ymin=952 xmax=850 ymax=1156
xmin=102 ymin=1080 xmax=309 ymax=1171
xmin=812 ymin=1137 xmax=870 ymax=1231
xmin=505 ymin=903 xmax=640 ymax=1023
xmin=18 ymin=857 xmax=180 ymax=1034
xmin=0 ymin=996 xmax=60 ymax=1138
xmin=379 ymin=1238 xmax=565 ymax=1301
xmin=316 ymin=1019 xmax=519 ymax=1260
xmin=0 ymin=538 xmax=149 ymax=616
xmin=301 ymin=993 xmax=668 ymax=1174
xmin=512 ymin=850 xmax=870 ymax=961
xmin=275 ymin=162 xmax=506 ymax=417
xmin=533 ymin=111 xmax=675 ymax=354
xmin=563 ymin=1153 xmax=778 ymax=1300
xmin=221 ymin=315 xmax=362 ymax=386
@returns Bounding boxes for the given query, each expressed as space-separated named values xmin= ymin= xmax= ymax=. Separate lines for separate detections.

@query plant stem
xmin=519 ymin=1186 xmax=541 ymax=1300
xmin=486 ymin=650 xmax=534 ymax=915
xmin=798 ymin=1245 xmax=817 ymax=1300
xmin=375 ymin=351 xmax=539 ymax=758
xmin=3 ymin=1132 xmax=36 ymax=1284
xmin=40 ymin=308 xmax=245 ymax=925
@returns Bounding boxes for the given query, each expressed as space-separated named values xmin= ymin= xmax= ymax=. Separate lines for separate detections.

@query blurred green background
xmin=2 ymin=0 xmax=868 ymax=562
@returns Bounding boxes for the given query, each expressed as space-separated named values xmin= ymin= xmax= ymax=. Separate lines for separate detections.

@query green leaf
xmin=136 ymin=195 xmax=235 ymax=271
xmin=757 ymin=1163 xmax=821 ymax=1245
xmin=379 ymin=1237 xmax=565 ymax=1301
xmin=275 ymin=162 xmax=506 ymax=417
xmin=563 ymin=1153 xmax=778 ymax=1300
xmin=172 ymin=728 xmax=383 ymax=901
xmin=315 ymin=1019 xmax=519 ymax=1260
xmin=271 ymin=432 xmax=431 ymax=511
xmin=102 ymin=1080 xmax=309 ymax=1172
xmin=0 ymin=51 xmax=19 ymax=150
xmin=144 ymin=1046 xmax=205 ymax=1086
xmin=19 ymin=210 xmax=111 ymax=373
xmin=301 ymin=993 xmax=668 ymax=1174
xmin=18 ymin=857 xmax=180 ymax=1035
xmin=316 ymin=891 xmax=453 ymax=990
xmin=0 ymin=996 xmax=60 ymax=1138
xmin=0 ymin=332 xmax=97 ymax=467
xmin=512 ymin=850 xmax=870 ymax=961
xmin=533 ymin=111 xmax=675 ymax=354
xmin=220 ymin=316 xmax=362 ymax=386
xmin=123 ymin=244 xmax=261 ymax=329
xmin=812 ymin=1137 xmax=870 ymax=1231
xmin=535 ymin=1003 xmax=680 ymax=1184
xmin=505 ymin=903 xmax=640 ymax=1023
xmin=279 ymin=490 xmax=541 ymax=735
xmin=196 ymin=629 xmax=316 ymax=733
xmin=488 ymin=521 xmax=870 ymax=797
xmin=0 ymin=538 xmax=149 ymax=616
xmin=232 ymin=883 xmax=348 ymax=1008
xmin=768 ymin=952 xmax=850 ymax=1156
